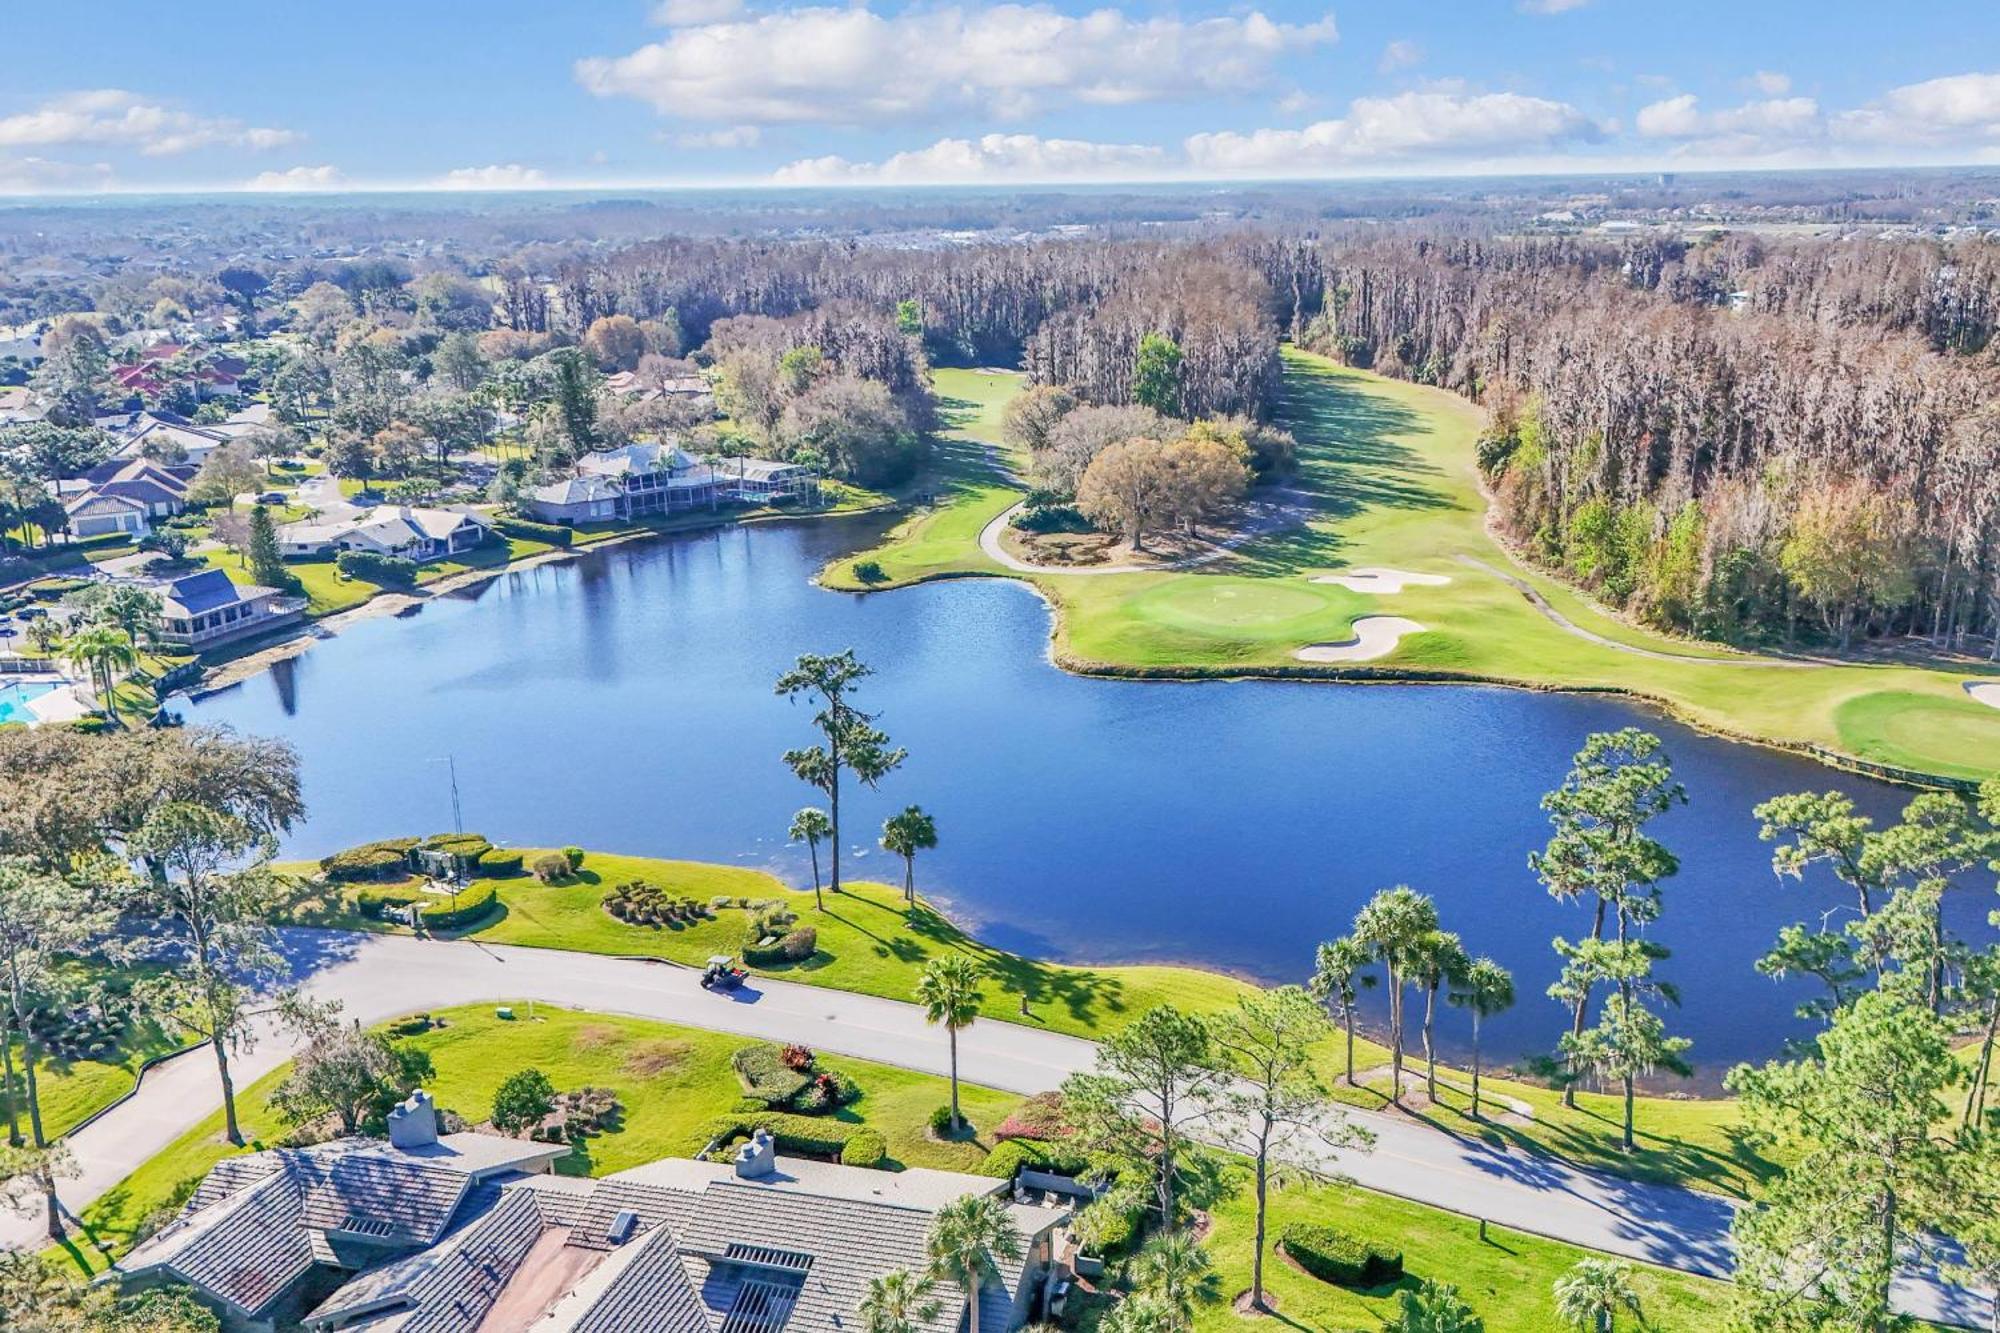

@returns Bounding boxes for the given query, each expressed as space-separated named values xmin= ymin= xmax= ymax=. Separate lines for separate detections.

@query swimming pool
xmin=0 ymin=680 xmax=58 ymax=724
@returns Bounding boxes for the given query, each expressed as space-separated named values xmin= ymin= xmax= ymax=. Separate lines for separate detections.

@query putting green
xmin=1131 ymin=578 xmax=1344 ymax=635
xmin=1835 ymin=690 xmax=2000 ymax=775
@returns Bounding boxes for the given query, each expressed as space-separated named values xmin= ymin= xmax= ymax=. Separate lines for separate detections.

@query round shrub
xmin=1280 ymin=1222 xmax=1403 ymax=1288
xmin=852 ymin=559 xmax=887 ymax=584
xmin=530 ymin=852 xmax=570 ymax=884
xmin=778 ymin=927 xmax=817 ymax=961
xmin=928 ymin=1104 xmax=961 ymax=1136
xmin=322 ymin=838 xmax=419 ymax=883
xmin=976 ymin=1138 xmax=1088 ymax=1181
xmin=563 ymin=846 xmax=586 ymax=871
xmin=475 ymin=847 xmax=524 ymax=876
xmin=840 ymin=1128 xmax=888 ymax=1168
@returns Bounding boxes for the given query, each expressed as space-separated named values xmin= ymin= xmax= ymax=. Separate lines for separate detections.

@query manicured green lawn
xmin=1191 ymin=1178 xmax=1726 ymax=1332
xmin=821 ymin=367 xmax=1027 ymax=590
xmin=293 ymin=848 xmax=1769 ymax=1197
xmin=828 ymin=350 xmax=1997 ymax=782
xmin=54 ymin=1002 xmax=1030 ymax=1276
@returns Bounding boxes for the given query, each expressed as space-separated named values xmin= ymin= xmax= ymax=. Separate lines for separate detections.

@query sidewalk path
xmin=8 ymin=929 xmax=1982 ymax=1326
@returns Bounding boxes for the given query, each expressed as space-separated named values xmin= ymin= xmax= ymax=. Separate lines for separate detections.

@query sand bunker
xmin=1966 ymin=681 xmax=2000 ymax=711
xmin=1294 ymin=616 xmax=1426 ymax=663
xmin=1312 ymin=567 xmax=1453 ymax=594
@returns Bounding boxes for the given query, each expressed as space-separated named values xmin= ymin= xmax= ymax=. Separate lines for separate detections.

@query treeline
xmin=1271 ymin=233 xmax=2000 ymax=654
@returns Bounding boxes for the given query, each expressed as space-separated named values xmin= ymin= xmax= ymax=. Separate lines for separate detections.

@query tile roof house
xmin=152 ymin=569 xmax=306 ymax=650
xmin=62 ymin=457 xmax=198 ymax=538
xmin=277 ymin=506 xmax=493 ymax=562
xmin=119 ymin=1106 xmax=1070 ymax=1333
xmin=97 ymin=409 xmax=234 ymax=465
xmin=522 ymin=442 xmax=817 ymax=525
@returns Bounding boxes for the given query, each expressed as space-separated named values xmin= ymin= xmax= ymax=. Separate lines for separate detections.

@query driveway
xmin=5 ymin=929 xmax=1983 ymax=1326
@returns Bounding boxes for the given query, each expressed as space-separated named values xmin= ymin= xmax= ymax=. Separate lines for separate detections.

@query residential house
xmin=276 ymin=506 xmax=492 ymax=561
xmin=97 ymin=409 xmax=233 ymax=465
xmin=0 ymin=385 xmax=47 ymax=426
xmin=151 ymin=569 xmax=305 ymax=649
xmin=522 ymin=474 xmax=622 ymax=524
xmin=116 ymin=1100 xmax=1070 ymax=1333
xmin=524 ymin=442 xmax=816 ymax=525
xmin=62 ymin=458 xmax=197 ymax=538
xmin=575 ymin=440 xmax=719 ymax=516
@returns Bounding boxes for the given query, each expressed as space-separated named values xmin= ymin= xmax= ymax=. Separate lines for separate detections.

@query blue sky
xmin=4 ymin=0 xmax=1998 ymax=192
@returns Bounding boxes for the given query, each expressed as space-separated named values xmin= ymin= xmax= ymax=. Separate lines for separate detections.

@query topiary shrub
xmin=563 ymin=846 xmax=586 ymax=871
xmin=321 ymin=837 xmax=420 ymax=882
xmin=702 ymin=1112 xmax=873 ymax=1161
xmin=354 ymin=883 xmax=424 ymax=917
xmin=778 ymin=927 xmax=816 ymax=961
xmin=976 ymin=1137 xmax=1090 ymax=1180
xmin=732 ymin=1044 xmax=811 ymax=1107
xmin=1280 ymin=1222 xmax=1403 ymax=1288
xmin=852 ymin=559 xmax=887 ymax=584
xmin=475 ymin=847 xmax=524 ymax=876
xmin=840 ymin=1128 xmax=888 ymax=1168
xmin=336 ymin=550 xmax=419 ymax=587
xmin=417 ymin=883 xmax=498 ymax=931
xmin=531 ymin=852 xmax=570 ymax=884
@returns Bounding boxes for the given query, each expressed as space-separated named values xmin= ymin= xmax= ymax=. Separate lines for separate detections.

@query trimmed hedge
xmin=322 ymin=838 xmax=420 ymax=883
xmin=976 ymin=1138 xmax=1090 ymax=1180
xmin=732 ymin=1044 xmax=810 ymax=1107
xmin=744 ymin=926 xmax=816 ymax=967
xmin=355 ymin=883 xmax=425 ymax=915
xmin=840 ymin=1129 xmax=888 ymax=1168
xmin=417 ymin=883 xmax=499 ymax=930
xmin=495 ymin=515 xmax=572 ymax=548
xmin=475 ymin=847 xmax=524 ymax=876
xmin=337 ymin=550 xmax=419 ymax=588
xmin=703 ymin=1112 xmax=879 ymax=1161
xmin=1280 ymin=1222 xmax=1403 ymax=1288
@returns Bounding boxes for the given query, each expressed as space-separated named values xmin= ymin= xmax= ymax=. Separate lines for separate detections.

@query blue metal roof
xmin=167 ymin=569 xmax=243 ymax=614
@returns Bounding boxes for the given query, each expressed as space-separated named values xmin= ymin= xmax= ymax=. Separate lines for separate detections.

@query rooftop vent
xmin=722 ymin=1243 xmax=813 ymax=1273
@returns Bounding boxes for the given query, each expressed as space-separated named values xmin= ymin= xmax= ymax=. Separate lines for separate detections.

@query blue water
xmin=0 ymin=680 xmax=56 ymax=724
xmin=179 ymin=517 xmax=1992 ymax=1085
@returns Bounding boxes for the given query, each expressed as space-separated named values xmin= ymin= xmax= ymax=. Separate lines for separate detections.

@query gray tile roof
xmin=295 ymin=1150 xmax=476 ymax=1245
xmin=570 ymin=1225 xmax=712 ymax=1333
xmin=305 ymin=1184 xmax=546 ymax=1333
xmin=153 ymin=1170 xmax=315 ymax=1317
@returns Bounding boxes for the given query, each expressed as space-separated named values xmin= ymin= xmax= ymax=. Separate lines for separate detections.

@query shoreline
xmin=188 ymin=501 xmax=895 ymax=695
xmin=826 ymin=560 xmax=1991 ymax=793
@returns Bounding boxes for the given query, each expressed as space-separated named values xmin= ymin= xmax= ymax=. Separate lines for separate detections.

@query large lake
xmin=182 ymin=517 xmax=1988 ymax=1086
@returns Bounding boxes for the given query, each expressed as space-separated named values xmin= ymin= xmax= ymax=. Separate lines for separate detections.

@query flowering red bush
xmin=994 ymin=1091 xmax=1071 ymax=1142
xmin=780 ymin=1044 xmax=815 ymax=1071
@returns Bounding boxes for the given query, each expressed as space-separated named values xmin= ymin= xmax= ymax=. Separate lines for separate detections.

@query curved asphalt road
xmin=5 ymin=929 xmax=1983 ymax=1326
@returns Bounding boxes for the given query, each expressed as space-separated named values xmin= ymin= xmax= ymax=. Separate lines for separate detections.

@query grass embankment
xmin=1193 ymin=1181 xmax=1725 ymax=1332
xmin=294 ymin=848 xmax=1772 ymax=1197
xmin=833 ymin=351 xmax=1998 ymax=783
xmin=53 ymin=1002 xmax=1026 ymax=1275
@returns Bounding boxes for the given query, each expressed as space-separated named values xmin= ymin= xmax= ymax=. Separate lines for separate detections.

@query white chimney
xmin=734 ymin=1128 xmax=776 ymax=1179
xmin=387 ymin=1090 xmax=439 ymax=1149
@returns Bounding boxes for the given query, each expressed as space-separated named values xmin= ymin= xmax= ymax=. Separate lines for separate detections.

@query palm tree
xmin=1128 ymin=1232 xmax=1220 ymax=1333
xmin=1448 ymin=957 xmax=1515 ymax=1121
xmin=881 ymin=806 xmax=939 ymax=905
xmin=1384 ymin=1279 xmax=1484 ymax=1333
xmin=1097 ymin=1295 xmax=1173 ymax=1333
xmin=927 ymin=1193 xmax=1021 ymax=1333
xmin=858 ymin=1268 xmax=939 ymax=1333
xmin=788 ymin=807 xmax=833 ymax=909
xmin=1552 ymin=1259 xmax=1642 ymax=1333
xmin=915 ymin=955 xmax=984 ymax=1134
xmin=1351 ymin=886 xmax=1440 ymax=1106
xmin=1412 ymin=929 xmax=1469 ymax=1103
xmin=1309 ymin=934 xmax=1377 ymax=1085
xmin=62 ymin=627 xmax=137 ymax=725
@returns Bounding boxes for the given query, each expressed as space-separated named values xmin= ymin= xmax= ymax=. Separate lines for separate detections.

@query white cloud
xmin=577 ymin=5 xmax=1337 ymax=124
xmin=674 ymin=125 xmax=763 ymax=149
xmin=1635 ymin=93 xmax=1823 ymax=156
xmin=1833 ymin=72 xmax=2000 ymax=148
xmin=773 ymin=133 xmax=1167 ymax=184
xmin=243 ymin=164 xmax=344 ymax=191
xmin=1518 ymin=0 xmax=1590 ymax=13
xmin=431 ymin=163 xmax=549 ymax=189
xmin=0 ymin=90 xmax=297 ymax=157
xmin=651 ymin=0 xmax=742 ymax=23
xmin=1748 ymin=70 xmax=1792 ymax=97
xmin=1379 ymin=40 xmax=1423 ymax=74
xmin=1183 ymin=90 xmax=1598 ymax=174
xmin=1275 ymin=90 xmax=1319 ymax=116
